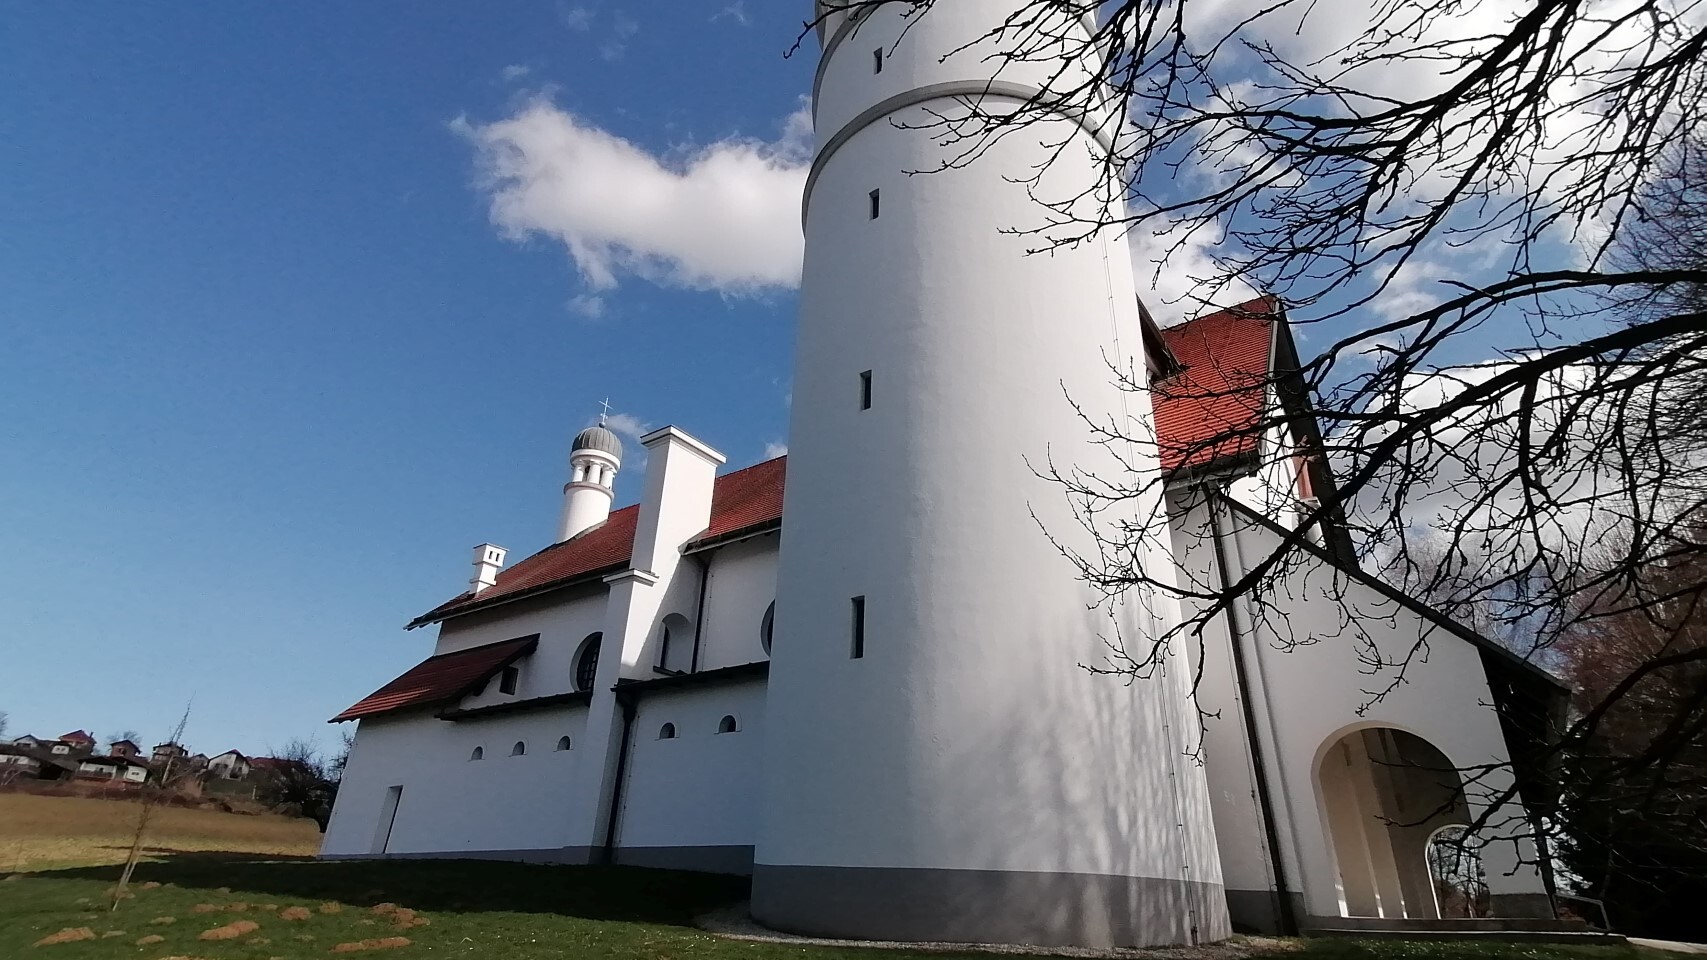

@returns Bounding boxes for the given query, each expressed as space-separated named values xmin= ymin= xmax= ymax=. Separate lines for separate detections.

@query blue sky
xmin=0 ymin=2 xmax=812 ymax=756
xmin=0 ymin=1 xmax=1598 ymax=757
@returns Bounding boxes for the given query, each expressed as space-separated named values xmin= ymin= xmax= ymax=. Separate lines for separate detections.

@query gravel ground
xmin=696 ymin=905 xmax=1302 ymax=960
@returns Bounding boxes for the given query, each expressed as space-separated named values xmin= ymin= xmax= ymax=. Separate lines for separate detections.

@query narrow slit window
xmin=873 ymin=48 xmax=884 ymax=73
xmin=498 ymin=665 xmax=519 ymax=695
xmin=851 ymin=595 xmax=866 ymax=659
xmin=868 ymin=189 xmax=880 ymax=219
xmin=859 ymin=370 xmax=873 ymax=410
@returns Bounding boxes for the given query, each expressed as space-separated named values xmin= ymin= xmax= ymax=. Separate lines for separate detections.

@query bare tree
xmin=255 ymin=739 xmax=338 ymax=832
xmin=0 ymin=711 xmax=8 ymax=740
xmin=796 ymin=0 xmax=1707 ymax=935
xmin=112 ymin=703 xmax=191 ymax=909
xmin=105 ymin=729 xmax=141 ymax=752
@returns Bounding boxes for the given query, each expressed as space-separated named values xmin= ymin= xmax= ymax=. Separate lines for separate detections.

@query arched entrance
xmin=1316 ymin=726 xmax=1470 ymax=919
xmin=1426 ymin=825 xmax=1490 ymax=918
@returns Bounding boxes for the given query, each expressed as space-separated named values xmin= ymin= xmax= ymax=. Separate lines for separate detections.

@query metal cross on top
xmin=598 ymin=397 xmax=613 ymax=426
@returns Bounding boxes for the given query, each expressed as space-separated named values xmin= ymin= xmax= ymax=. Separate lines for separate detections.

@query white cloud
xmin=500 ymin=64 xmax=532 ymax=82
xmin=560 ymin=6 xmax=593 ymax=31
xmin=1127 ymin=221 xmax=1260 ymax=325
xmin=455 ymin=99 xmax=810 ymax=298
xmin=600 ymin=411 xmax=650 ymax=444
xmin=712 ymin=2 xmax=748 ymax=26
xmin=567 ymin=294 xmax=606 ymax=319
xmin=763 ymin=441 xmax=788 ymax=459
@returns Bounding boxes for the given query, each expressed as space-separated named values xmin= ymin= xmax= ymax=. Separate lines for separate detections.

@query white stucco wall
xmin=435 ymin=585 xmax=610 ymax=706
xmin=613 ymin=680 xmax=768 ymax=855
xmin=761 ymin=0 xmax=1225 ymax=917
xmin=1170 ymin=494 xmax=1549 ymax=919
xmin=694 ymin=534 xmax=778 ymax=671
xmin=322 ymin=705 xmax=591 ymax=858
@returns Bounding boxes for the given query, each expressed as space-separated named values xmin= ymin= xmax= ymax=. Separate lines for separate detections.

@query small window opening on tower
xmin=658 ymin=723 xmax=677 ymax=740
xmin=718 ymin=715 xmax=739 ymax=734
xmin=859 ymin=370 xmax=873 ymax=410
xmin=868 ymin=189 xmax=880 ymax=219
xmin=510 ymin=741 xmax=526 ymax=757
xmin=498 ymin=665 xmax=519 ymax=695
xmin=851 ymin=595 xmax=867 ymax=659
xmin=556 ymin=736 xmax=572 ymax=751
xmin=873 ymin=48 xmax=884 ymax=73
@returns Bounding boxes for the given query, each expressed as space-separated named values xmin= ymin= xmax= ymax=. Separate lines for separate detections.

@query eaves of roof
xmin=614 ymin=660 xmax=770 ymax=697
xmin=437 ymin=690 xmax=593 ymax=722
xmin=1215 ymin=492 xmax=1567 ymax=692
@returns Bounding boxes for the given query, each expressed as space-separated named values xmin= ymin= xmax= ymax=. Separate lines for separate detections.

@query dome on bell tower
xmin=572 ymin=424 xmax=623 ymax=459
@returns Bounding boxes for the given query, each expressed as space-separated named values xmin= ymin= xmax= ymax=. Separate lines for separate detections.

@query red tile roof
xmin=401 ymin=307 xmax=1270 ymax=630
xmin=58 ymin=730 xmax=95 ymax=744
xmin=407 ymin=457 xmax=787 ymax=629
xmin=1153 ymin=296 xmax=1277 ymax=475
xmin=693 ymin=455 xmax=787 ymax=544
xmin=332 ymin=636 xmax=538 ymax=723
xmin=343 ymin=304 xmax=1277 ymax=724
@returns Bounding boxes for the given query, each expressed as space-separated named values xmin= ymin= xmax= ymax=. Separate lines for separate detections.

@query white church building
xmin=322 ymin=1 xmax=1567 ymax=948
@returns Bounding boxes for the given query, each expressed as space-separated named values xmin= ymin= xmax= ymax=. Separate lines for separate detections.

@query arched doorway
xmin=1426 ymin=825 xmax=1490 ymax=918
xmin=1316 ymin=726 xmax=1469 ymax=919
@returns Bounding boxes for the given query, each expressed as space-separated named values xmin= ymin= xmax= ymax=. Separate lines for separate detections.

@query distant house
xmin=207 ymin=750 xmax=250 ymax=780
xmin=53 ymin=730 xmax=96 ymax=758
xmin=108 ymin=739 xmax=141 ymax=758
xmin=77 ymin=754 xmax=148 ymax=783
xmin=0 ymin=743 xmax=42 ymax=776
xmin=151 ymin=742 xmax=188 ymax=763
xmin=8 ymin=734 xmax=45 ymax=751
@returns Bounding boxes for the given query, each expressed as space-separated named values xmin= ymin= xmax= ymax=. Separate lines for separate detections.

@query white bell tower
xmin=754 ymin=1 xmax=1229 ymax=948
xmin=558 ymin=414 xmax=623 ymax=542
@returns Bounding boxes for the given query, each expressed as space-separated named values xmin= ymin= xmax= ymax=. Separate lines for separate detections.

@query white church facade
xmin=322 ymin=2 xmax=1566 ymax=948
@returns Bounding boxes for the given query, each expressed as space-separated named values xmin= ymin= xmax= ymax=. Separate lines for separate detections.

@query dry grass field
xmin=0 ymin=792 xmax=323 ymax=872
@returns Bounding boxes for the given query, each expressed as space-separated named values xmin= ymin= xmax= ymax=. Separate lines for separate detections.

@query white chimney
xmin=469 ymin=543 xmax=508 ymax=595
xmin=559 ymin=423 xmax=624 ymax=542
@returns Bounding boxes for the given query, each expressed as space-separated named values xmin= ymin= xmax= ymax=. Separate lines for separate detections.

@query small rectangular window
xmin=499 ymin=665 xmax=519 ymax=695
xmin=850 ymin=595 xmax=866 ymax=659
xmin=873 ymin=48 xmax=884 ymax=73
xmin=868 ymin=188 xmax=880 ymax=219
xmin=859 ymin=370 xmax=873 ymax=409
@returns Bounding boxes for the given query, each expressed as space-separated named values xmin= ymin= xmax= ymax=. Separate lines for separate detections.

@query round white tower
xmin=753 ymin=2 xmax=1229 ymax=948
xmin=558 ymin=424 xmax=622 ymax=542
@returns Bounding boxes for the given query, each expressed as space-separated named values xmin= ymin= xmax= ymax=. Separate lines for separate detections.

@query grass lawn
xmin=0 ymin=856 xmax=1670 ymax=960
xmin=0 ymin=794 xmax=1673 ymax=960
xmin=0 ymin=794 xmax=323 ymax=871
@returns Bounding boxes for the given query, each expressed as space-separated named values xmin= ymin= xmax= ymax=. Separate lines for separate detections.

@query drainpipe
xmin=600 ymin=688 xmax=638 ymax=864
xmin=689 ymin=552 xmax=713 ymax=674
xmin=1207 ymin=491 xmax=1300 ymax=936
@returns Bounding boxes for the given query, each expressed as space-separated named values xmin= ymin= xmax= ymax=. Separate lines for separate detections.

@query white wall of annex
xmin=695 ymin=535 xmax=779 ymax=670
xmin=1172 ymin=498 xmax=1549 ymax=916
xmin=1165 ymin=492 xmax=1278 ymax=900
xmin=436 ymin=588 xmax=609 ymax=708
xmin=614 ymin=681 xmax=767 ymax=852
xmin=321 ymin=707 xmax=590 ymax=858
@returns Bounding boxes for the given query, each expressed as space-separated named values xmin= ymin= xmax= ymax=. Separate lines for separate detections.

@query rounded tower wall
xmin=811 ymin=2 xmax=1104 ymax=150
xmin=757 ymin=1 xmax=1229 ymax=948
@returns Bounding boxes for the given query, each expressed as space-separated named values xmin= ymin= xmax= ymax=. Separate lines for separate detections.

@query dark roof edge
xmin=684 ymin=518 xmax=782 ymax=554
xmin=1214 ymin=492 xmax=1568 ymax=692
xmin=405 ymin=564 xmax=625 ymax=630
xmin=614 ymin=660 xmax=770 ymax=696
xmin=437 ymin=689 xmax=592 ymax=721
